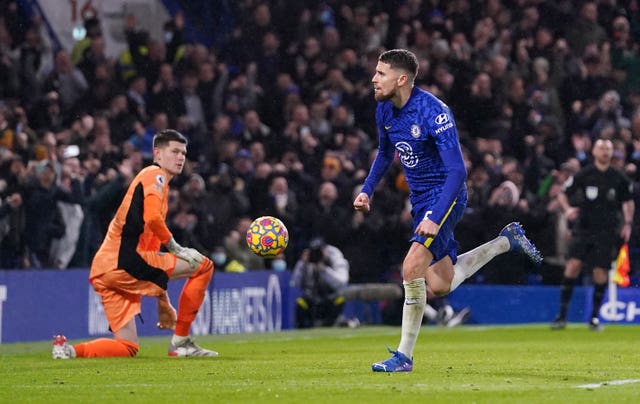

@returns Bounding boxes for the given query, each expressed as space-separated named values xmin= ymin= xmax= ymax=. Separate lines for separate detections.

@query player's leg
xmin=372 ymin=199 xmax=459 ymax=372
xmin=72 ymin=319 xmax=140 ymax=358
xmin=371 ymin=242 xmax=430 ymax=372
xmin=53 ymin=335 xmax=133 ymax=359
xmin=447 ymin=222 xmax=542 ymax=294
xmin=447 ymin=237 xmax=509 ymax=293
xmin=171 ymin=256 xmax=214 ymax=334
xmin=53 ymin=273 xmax=142 ymax=359
xmin=424 ymin=289 xmax=443 ymax=324
xmin=168 ymin=256 xmax=217 ymax=357
xmin=396 ymin=242 xmax=431 ymax=357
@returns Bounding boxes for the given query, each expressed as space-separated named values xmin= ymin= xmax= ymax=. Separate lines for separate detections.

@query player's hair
xmin=153 ymin=129 xmax=188 ymax=148
xmin=379 ymin=49 xmax=418 ymax=81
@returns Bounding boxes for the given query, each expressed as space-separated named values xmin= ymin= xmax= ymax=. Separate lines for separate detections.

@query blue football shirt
xmin=362 ymin=86 xmax=467 ymax=224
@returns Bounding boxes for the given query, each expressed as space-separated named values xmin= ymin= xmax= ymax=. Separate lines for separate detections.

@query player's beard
xmin=374 ymin=88 xmax=395 ymax=102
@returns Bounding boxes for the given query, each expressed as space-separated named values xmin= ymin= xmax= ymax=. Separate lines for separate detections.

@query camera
xmin=308 ymin=238 xmax=325 ymax=264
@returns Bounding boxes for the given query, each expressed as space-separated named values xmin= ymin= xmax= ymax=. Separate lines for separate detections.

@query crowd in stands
xmin=1 ymin=0 xmax=640 ymax=286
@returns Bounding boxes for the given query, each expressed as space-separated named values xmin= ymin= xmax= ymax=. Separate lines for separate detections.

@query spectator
xmin=565 ymin=1 xmax=608 ymax=58
xmin=0 ymin=189 xmax=24 ymax=268
xmin=122 ymin=14 xmax=177 ymax=86
xmin=167 ymin=188 xmax=209 ymax=257
xmin=196 ymin=59 xmax=228 ymax=124
xmin=126 ymin=111 xmax=168 ymax=160
xmin=291 ymin=238 xmax=349 ymax=328
xmin=106 ymin=93 xmax=137 ymax=144
xmin=223 ymin=215 xmax=265 ymax=271
xmin=179 ymin=71 xmax=206 ymax=136
xmin=42 ymin=49 xmax=89 ymax=113
xmin=258 ymin=173 xmax=298 ymax=231
xmin=23 ymin=160 xmax=82 ymax=268
xmin=0 ymin=15 xmax=19 ymax=99
xmin=16 ymin=20 xmax=52 ymax=104
xmin=298 ymin=180 xmax=350 ymax=248
xmin=76 ymin=34 xmax=109 ymax=86
xmin=49 ymin=154 xmax=85 ymax=269
xmin=148 ymin=63 xmax=184 ymax=126
xmin=125 ymin=74 xmax=149 ymax=122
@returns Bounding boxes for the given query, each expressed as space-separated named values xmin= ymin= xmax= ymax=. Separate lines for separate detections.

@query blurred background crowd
xmin=1 ymin=0 xmax=640 ymax=288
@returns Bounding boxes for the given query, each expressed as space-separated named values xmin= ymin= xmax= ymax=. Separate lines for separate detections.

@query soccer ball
xmin=246 ymin=216 xmax=289 ymax=257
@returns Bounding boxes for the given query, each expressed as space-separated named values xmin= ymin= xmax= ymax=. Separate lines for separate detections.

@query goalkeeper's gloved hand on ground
xmin=165 ymin=237 xmax=204 ymax=268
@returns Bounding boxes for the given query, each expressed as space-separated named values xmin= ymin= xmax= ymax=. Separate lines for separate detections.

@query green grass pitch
xmin=1 ymin=324 xmax=639 ymax=403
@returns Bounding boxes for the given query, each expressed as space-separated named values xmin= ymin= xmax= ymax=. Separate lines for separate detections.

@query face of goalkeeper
xmin=154 ymin=140 xmax=187 ymax=178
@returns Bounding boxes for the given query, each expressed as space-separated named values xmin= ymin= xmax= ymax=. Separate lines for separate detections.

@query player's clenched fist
xmin=353 ymin=192 xmax=371 ymax=213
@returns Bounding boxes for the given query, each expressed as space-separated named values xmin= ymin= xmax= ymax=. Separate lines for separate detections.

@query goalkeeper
xmin=52 ymin=129 xmax=217 ymax=359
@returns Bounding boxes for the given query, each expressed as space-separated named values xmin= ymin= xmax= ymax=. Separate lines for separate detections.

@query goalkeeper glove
xmin=165 ymin=237 xmax=204 ymax=268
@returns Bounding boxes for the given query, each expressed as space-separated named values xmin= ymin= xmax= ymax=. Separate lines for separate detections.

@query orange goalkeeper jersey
xmin=90 ymin=164 xmax=174 ymax=289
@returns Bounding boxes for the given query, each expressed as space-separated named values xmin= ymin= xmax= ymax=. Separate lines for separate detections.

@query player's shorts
xmin=410 ymin=197 xmax=466 ymax=264
xmin=568 ymin=230 xmax=620 ymax=270
xmin=91 ymin=251 xmax=176 ymax=333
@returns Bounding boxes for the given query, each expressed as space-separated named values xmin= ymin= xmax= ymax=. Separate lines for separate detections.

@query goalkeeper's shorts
xmin=409 ymin=197 xmax=465 ymax=265
xmin=91 ymin=251 xmax=176 ymax=333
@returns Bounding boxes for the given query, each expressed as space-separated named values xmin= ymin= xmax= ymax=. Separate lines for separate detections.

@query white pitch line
xmin=576 ymin=379 xmax=640 ymax=389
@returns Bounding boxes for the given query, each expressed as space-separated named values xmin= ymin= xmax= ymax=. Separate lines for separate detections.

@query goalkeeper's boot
xmin=168 ymin=336 xmax=218 ymax=357
xmin=550 ymin=315 xmax=567 ymax=330
xmin=52 ymin=334 xmax=76 ymax=359
xmin=371 ymin=347 xmax=413 ymax=372
xmin=499 ymin=222 xmax=543 ymax=264
xmin=588 ymin=317 xmax=603 ymax=332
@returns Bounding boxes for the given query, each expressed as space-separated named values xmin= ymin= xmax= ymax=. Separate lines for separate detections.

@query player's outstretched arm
xmin=353 ymin=192 xmax=371 ymax=213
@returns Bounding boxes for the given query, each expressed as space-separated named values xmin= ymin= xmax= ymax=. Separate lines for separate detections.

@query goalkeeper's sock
xmin=74 ymin=338 xmax=139 ymax=357
xmin=397 ymin=278 xmax=426 ymax=358
xmin=175 ymin=258 xmax=214 ymax=336
xmin=449 ymin=236 xmax=509 ymax=293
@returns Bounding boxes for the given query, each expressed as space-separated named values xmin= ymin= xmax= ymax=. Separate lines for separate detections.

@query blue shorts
xmin=410 ymin=197 xmax=466 ymax=264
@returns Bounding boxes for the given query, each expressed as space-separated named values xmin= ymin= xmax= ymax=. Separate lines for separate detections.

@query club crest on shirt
xmin=585 ymin=186 xmax=598 ymax=200
xmin=410 ymin=124 xmax=421 ymax=138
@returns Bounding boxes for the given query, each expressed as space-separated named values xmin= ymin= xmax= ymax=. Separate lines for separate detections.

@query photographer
xmin=290 ymin=238 xmax=349 ymax=328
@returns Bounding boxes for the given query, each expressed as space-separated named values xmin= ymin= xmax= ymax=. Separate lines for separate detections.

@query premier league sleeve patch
xmin=154 ymin=174 xmax=165 ymax=193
